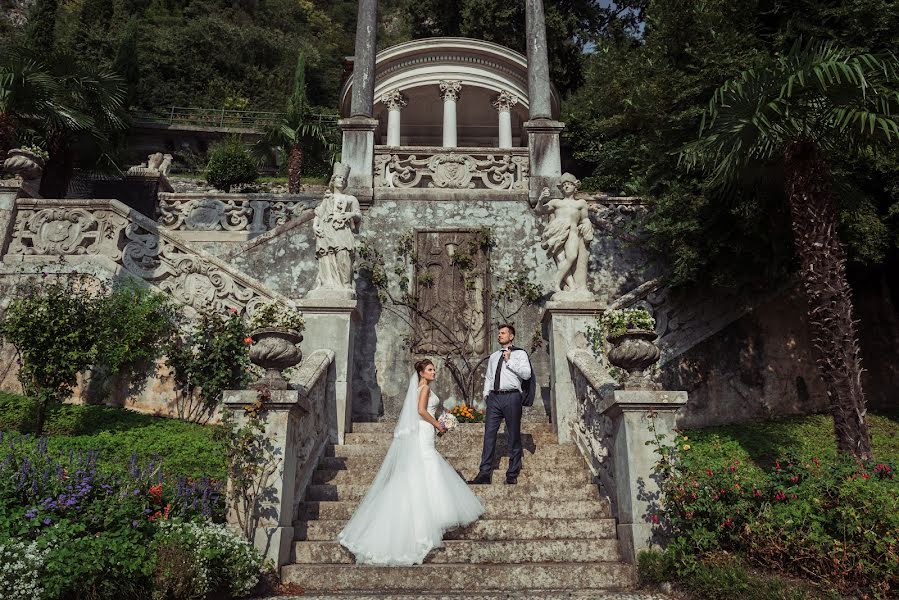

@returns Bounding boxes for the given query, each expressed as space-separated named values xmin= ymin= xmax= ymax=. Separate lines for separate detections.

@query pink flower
xmin=650 ymin=514 xmax=660 ymax=524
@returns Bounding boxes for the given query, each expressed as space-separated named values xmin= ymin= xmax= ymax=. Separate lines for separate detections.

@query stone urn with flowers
xmin=246 ymin=301 xmax=305 ymax=389
xmin=601 ymin=307 xmax=661 ymax=390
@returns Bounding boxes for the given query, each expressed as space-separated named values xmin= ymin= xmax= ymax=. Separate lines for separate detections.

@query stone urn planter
xmin=248 ymin=328 xmax=303 ymax=390
xmin=3 ymin=148 xmax=45 ymax=179
xmin=606 ymin=329 xmax=661 ymax=390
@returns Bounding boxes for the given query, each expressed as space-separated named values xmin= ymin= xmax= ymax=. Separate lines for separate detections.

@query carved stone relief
xmin=413 ymin=230 xmax=490 ymax=355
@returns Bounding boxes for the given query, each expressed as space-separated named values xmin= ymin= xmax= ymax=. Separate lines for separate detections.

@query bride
xmin=337 ymin=359 xmax=485 ymax=565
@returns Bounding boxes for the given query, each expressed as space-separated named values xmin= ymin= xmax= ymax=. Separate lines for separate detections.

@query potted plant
xmin=599 ymin=307 xmax=660 ymax=390
xmin=246 ymin=302 xmax=305 ymax=389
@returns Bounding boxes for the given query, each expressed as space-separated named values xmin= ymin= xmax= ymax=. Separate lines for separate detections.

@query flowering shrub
xmin=153 ymin=520 xmax=262 ymax=599
xmin=0 ymin=539 xmax=50 ymax=600
xmin=165 ymin=310 xmax=253 ymax=423
xmin=648 ymin=428 xmax=899 ymax=597
xmin=248 ymin=301 xmax=305 ymax=332
xmin=0 ymin=433 xmax=230 ymax=598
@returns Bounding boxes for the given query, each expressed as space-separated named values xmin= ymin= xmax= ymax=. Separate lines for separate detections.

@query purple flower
xmin=25 ymin=508 xmax=37 ymax=520
xmin=131 ymin=520 xmax=140 ymax=528
xmin=42 ymin=518 xmax=52 ymax=525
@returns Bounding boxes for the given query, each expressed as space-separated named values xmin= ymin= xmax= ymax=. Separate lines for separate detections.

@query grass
xmin=679 ymin=410 xmax=899 ymax=475
xmin=0 ymin=392 xmax=226 ymax=481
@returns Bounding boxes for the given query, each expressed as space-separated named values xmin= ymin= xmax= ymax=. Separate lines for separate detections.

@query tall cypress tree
xmin=24 ymin=0 xmax=60 ymax=53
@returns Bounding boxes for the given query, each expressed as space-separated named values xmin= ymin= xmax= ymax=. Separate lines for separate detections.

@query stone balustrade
xmin=157 ymin=193 xmax=314 ymax=235
xmin=567 ymin=347 xmax=687 ymax=563
xmin=5 ymin=198 xmax=294 ymax=317
xmin=223 ymin=349 xmax=335 ymax=567
xmin=373 ymin=146 xmax=529 ymax=191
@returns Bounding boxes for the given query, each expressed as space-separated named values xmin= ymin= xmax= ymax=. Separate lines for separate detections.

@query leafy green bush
xmin=648 ymin=415 xmax=899 ymax=597
xmin=0 ymin=276 xmax=179 ymax=434
xmin=248 ymin=301 xmax=305 ymax=331
xmin=165 ymin=310 xmax=253 ymax=423
xmin=205 ymin=137 xmax=258 ymax=192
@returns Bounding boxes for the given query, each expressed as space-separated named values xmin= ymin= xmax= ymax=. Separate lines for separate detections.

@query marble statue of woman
xmin=535 ymin=172 xmax=595 ymax=299
xmin=310 ymin=163 xmax=361 ymax=297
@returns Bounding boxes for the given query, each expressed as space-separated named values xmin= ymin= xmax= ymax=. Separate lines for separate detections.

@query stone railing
xmin=5 ymin=198 xmax=292 ymax=316
xmin=157 ymin=193 xmax=314 ymax=234
xmin=223 ymin=349 xmax=335 ymax=567
xmin=373 ymin=146 xmax=528 ymax=191
xmin=567 ymin=347 xmax=687 ymax=562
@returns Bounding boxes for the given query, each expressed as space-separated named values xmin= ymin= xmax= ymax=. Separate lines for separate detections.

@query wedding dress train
xmin=337 ymin=374 xmax=484 ymax=565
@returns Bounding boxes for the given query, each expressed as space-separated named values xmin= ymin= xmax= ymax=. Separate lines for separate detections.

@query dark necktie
xmin=493 ymin=350 xmax=504 ymax=392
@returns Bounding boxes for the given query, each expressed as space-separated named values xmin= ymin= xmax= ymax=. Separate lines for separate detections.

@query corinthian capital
xmin=491 ymin=90 xmax=519 ymax=112
xmin=380 ymin=88 xmax=408 ymax=111
xmin=439 ymin=80 xmax=463 ymax=102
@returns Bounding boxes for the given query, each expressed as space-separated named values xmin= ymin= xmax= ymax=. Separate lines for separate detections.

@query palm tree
xmin=0 ymin=49 xmax=127 ymax=195
xmin=681 ymin=40 xmax=899 ymax=459
xmin=262 ymin=52 xmax=336 ymax=193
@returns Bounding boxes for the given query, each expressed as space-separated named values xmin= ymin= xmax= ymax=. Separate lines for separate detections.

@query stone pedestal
xmin=339 ymin=116 xmax=378 ymax=207
xmin=295 ymin=298 xmax=359 ymax=444
xmin=223 ymin=388 xmax=312 ymax=567
xmin=525 ymin=118 xmax=564 ymax=205
xmin=600 ymin=390 xmax=687 ymax=562
xmin=543 ymin=300 xmax=604 ymax=443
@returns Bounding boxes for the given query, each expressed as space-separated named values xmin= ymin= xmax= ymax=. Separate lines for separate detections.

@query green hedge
xmin=0 ymin=393 xmax=226 ymax=481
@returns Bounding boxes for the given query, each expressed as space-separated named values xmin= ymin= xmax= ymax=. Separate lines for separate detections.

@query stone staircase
xmin=282 ymin=419 xmax=636 ymax=597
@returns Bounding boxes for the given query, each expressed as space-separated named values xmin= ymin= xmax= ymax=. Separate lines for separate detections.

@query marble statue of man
xmin=535 ymin=172 xmax=595 ymax=298
xmin=311 ymin=163 xmax=362 ymax=295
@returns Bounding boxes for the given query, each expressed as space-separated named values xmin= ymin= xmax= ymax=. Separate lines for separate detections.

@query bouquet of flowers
xmin=438 ymin=412 xmax=458 ymax=432
xmin=451 ymin=404 xmax=486 ymax=423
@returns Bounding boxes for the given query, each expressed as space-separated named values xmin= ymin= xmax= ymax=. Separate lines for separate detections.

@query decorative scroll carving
xmin=157 ymin=196 xmax=309 ymax=233
xmin=374 ymin=147 xmax=528 ymax=191
xmin=413 ymin=229 xmax=489 ymax=355
xmin=9 ymin=199 xmax=287 ymax=316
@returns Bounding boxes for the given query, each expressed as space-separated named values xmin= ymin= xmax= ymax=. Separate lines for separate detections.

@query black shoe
xmin=505 ymin=476 xmax=518 ymax=485
xmin=468 ymin=473 xmax=491 ymax=484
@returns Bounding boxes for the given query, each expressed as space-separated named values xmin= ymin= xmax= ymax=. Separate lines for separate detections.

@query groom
xmin=469 ymin=324 xmax=535 ymax=485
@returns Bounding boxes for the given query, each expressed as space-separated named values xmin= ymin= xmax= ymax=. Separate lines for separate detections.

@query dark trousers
xmin=478 ymin=391 xmax=523 ymax=478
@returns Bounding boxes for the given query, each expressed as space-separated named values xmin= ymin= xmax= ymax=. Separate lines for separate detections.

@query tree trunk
xmin=783 ymin=140 xmax=872 ymax=459
xmin=288 ymin=143 xmax=303 ymax=194
xmin=34 ymin=397 xmax=47 ymax=436
xmin=38 ymin=127 xmax=72 ymax=198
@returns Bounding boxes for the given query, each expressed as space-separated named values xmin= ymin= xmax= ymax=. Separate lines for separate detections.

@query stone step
xmin=312 ymin=465 xmax=591 ymax=486
xmin=326 ymin=443 xmax=579 ymax=460
xmin=306 ymin=482 xmax=599 ymax=502
xmin=316 ymin=453 xmax=587 ymax=473
xmin=292 ymin=538 xmax=620 ymax=565
xmin=350 ymin=422 xmax=555 ymax=434
xmin=280 ymin=563 xmax=636 ymax=592
xmin=299 ymin=497 xmax=611 ymax=521
xmin=270 ymin=593 xmax=667 ymax=600
xmin=344 ymin=431 xmax=560 ymax=446
xmin=295 ymin=517 xmax=618 ymax=542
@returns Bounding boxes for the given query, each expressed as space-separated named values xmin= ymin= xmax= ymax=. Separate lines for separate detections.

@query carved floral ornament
xmin=380 ymin=88 xmax=408 ymax=111
xmin=439 ymin=80 xmax=463 ymax=102
xmin=157 ymin=196 xmax=308 ymax=233
xmin=8 ymin=201 xmax=284 ymax=317
xmin=374 ymin=150 xmax=528 ymax=190
xmin=491 ymin=90 xmax=519 ymax=112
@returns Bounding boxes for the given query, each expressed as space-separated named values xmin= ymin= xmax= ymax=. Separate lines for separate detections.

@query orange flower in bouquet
xmin=451 ymin=403 xmax=485 ymax=423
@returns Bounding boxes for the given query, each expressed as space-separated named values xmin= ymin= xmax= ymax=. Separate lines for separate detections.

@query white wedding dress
xmin=337 ymin=374 xmax=485 ymax=565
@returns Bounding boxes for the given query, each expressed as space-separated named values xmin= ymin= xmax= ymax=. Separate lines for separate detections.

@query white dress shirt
xmin=482 ymin=347 xmax=532 ymax=399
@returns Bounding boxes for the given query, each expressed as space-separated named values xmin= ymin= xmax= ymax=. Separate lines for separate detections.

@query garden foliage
xmin=204 ymin=137 xmax=258 ymax=192
xmin=647 ymin=416 xmax=899 ymax=597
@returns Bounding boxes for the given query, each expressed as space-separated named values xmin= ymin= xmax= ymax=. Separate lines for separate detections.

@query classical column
xmin=439 ymin=80 xmax=462 ymax=148
xmin=524 ymin=0 xmax=564 ymax=205
xmin=381 ymin=89 xmax=407 ymax=146
xmin=350 ymin=0 xmax=378 ymax=117
xmin=492 ymin=91 xmax=518 ymax=149
xmin=339 ymin=0 xmax=379 ymax=206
